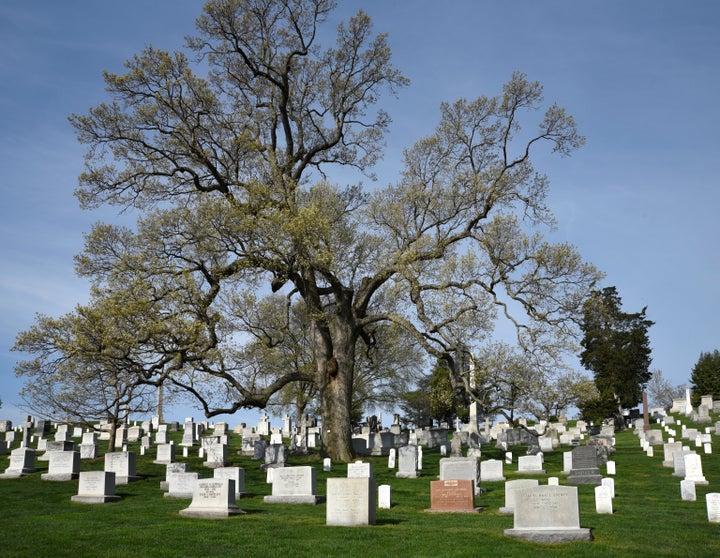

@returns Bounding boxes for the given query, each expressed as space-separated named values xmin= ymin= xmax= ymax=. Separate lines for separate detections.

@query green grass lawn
xmin=1 ymin=415 xmax=719 ymax=558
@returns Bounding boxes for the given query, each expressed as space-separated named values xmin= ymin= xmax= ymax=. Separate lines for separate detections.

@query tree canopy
xmin=15 ymin=0 xmax=601 ymax=460
xmin=579 ymin=286 xmax=653 ymax=424
xmin=689 ymin=350 xmax=720 ymax=406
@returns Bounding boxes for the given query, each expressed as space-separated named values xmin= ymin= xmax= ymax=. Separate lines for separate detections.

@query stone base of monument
xmin=395 ymin=471 xmax=420 ymax=479
xmin=41 ymin=473 xmax=79 ymax=481
xmin=263 ymin=495 xmax=324 ymax=504
xmin=71 ymin=494 xmax=122 ymax=504
xmin=179 ymin=505 xmax=246 ymax=518
xmin=114 ymin=475 xmax=142 ymax=485
xmin=566 ymin=469 xmax=603 ymax=485
xmin=504 ymin=528 xmax=592 ymax=543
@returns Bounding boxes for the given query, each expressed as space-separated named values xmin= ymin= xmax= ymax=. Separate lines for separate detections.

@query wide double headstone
xmin=480 ymin=459 xmax=505 ymax=482
xmin=347 ymin=461 xmax=373 ymax=478
xmin=426 ymin=479 xmax=480 ymax=513
xmin=161 ymin=462 xmax=190 ymax=491
xmin=326 ymin=477 xmax=376 ymax=526
xmin=517 ymin=454 xmax=545 ymax=474
xmin=504 ymin=485 xmax=592 ymax=542
xmin=179 ymin=478 xmax=245 ymax=518
xmin=42 ymin=450 xmax=80 ymax=481
xmin=566 ymin=446 xmax=602 ymax=485
xmin=71 ymin=471 xmax=121 ymax=504
xmin=264 ymin=466 xmax=322 ymax=504
xmin=165 ymin=472 xmax=199 ymax=498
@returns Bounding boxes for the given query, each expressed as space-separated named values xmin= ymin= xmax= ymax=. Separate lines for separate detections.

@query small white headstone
xmin=704 ymin=443 xmax=712 ymax=454
xmin=595 ymin=485 xmax=613 ymax=514
xmin=388 ymin=448 xmax=396 ymax=469
xmin=548 ymin=477 xmax=559 ymax=486
xmin=706 ymin=493 xmax=720 ymax=523
xmin=378 ymin=484 xmax=391 ymax=509
xmin=323 ymin=457 xmax=332 ymax=472
xmin=505 ymin=451 xmax=513 ymax=464
xmin=601 ymin=477 xmax=615 ymax=498
xmin=681 ymin=479 xmax=696 ymax=501
xmin=606 ymin=461 xmax=616 ymax=475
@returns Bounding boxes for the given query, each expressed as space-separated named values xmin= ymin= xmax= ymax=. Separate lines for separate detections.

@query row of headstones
xmin=636 ymin=413 xmax=720 ymax=523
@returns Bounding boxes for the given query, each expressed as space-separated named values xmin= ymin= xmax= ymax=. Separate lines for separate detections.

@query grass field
xmin=0 ymin=414 xmax=718 ymax=558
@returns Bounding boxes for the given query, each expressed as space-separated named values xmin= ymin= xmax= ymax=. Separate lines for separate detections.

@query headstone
xmin=706 ymin=493 xmax=720 ymax=523
xmin=104 ymin=451 xmax=139 ymax=484
xmin=566 ymin=446 xmax=602 ymax=485
xmin=41 ymin=451 xmax=80 ymax=481
xmin=439 ymin=457 xmax=481 ymax=496
xmin=480 ymin=459 xmax=505 ymax=482
xmin=548 ymin=477 xmax=559 ymax=486
xmin=504 ymin=485 xmax=592 ymax=542
xmin=562 ymin=451 xmax=573 ymax=474
xmin=672 ymin=450 xmax=694 ymax=477
xmin=323 ymin=457 xmax=332 ymax=472
xmin=181 ymin=419 xmax=196 ymax=447
xmin=387 ymin=448 xmax=396 ymax=469
xmin=154 ymin=443 xmax=176 ymax=465
xmin=500 ymin=479 xmax=539 ymax=514
xmin=426 ymin=479 xmax=480 ymax=513
xmin=396 ymin=445 xmax=419 ymax=478
xmin=263 ymin=466 xmax=322 ymax=504
xmin=601 ymin=477 xmax=615 ymax=498
xmin=606 ymin=461 xmax=616 ymax=475
xmin=595 ymin=485 xmax=613 ymax=514
xmin=71 ymin=471 xmax=121 ymax=503
xmin=517 ymin=454 xmax=545 ymax=474
xmin=213 ymin=467 xmax=246 ymax=499
xmin=203 ymin=443 xmax=228 ymax=469
xmin=161 ymin=462 xmax=190 ymax=491
xmin=684 ymin=453 xmax=708 ymax=485
xmin=0 ymin=447 xmax=36 ymax=478
xmin=347 ymin=461 xmax=373 ymax=478
xmin=378 ymin=484 xmax=391 ymax=509
xmin=165 ymin=472 xmax=199 ymax=498
xmin=663 ymin=442 xmax=683 ymax=468
xmin=681 ymin=479 xmax=696 ymax=501
xmin=179 ymin=478 xmax=245 ymax=518
xmin=155 ymin=429 xmax=168 ymax=445
xmin=326 ymin=477 xmax=376 ymax=526
xmin=39 ymin=440 xmax=75 ymax=461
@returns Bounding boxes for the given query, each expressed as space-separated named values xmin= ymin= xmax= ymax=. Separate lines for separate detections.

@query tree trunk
xmin=312 ymin=316 xmax=356 ymax=462
xmin=319 ymin=358 xmax=354 ymax=462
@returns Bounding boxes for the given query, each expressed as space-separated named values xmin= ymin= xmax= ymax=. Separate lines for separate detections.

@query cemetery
xmin=0 ymin=408 xmax=720 ymax=557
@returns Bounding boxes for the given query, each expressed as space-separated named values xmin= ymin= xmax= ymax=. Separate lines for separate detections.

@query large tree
xmin=689 ymin=350 xmax=720 ymax=406
xmin=66 ymin=0 xmax=600 ymax=460
xmin=579 ymin=286 xmax=653 ymax=425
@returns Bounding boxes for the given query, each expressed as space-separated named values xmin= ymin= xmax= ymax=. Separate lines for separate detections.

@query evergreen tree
xmin=579 ymin=286 xmax=654 ymax=425
xmin=689 ymin=350 xmax=720 ymax=406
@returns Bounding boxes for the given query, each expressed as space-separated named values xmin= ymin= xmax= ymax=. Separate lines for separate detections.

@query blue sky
xmin=1 ymin=1 xmax=719 ymax=426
